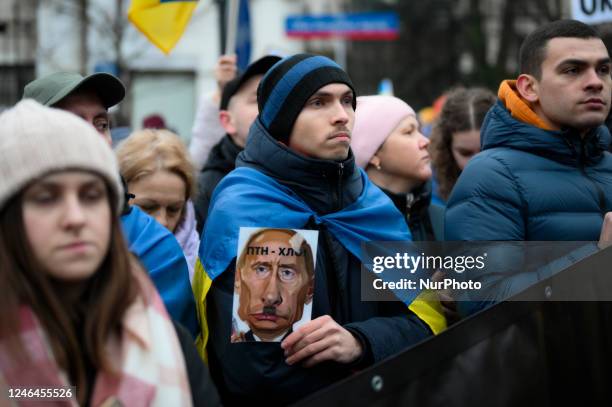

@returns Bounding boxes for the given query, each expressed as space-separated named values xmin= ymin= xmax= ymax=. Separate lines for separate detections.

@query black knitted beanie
xmin=257 ymin=53 xmax=356 ymax=143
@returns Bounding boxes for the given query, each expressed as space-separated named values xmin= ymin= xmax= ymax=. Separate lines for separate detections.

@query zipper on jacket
xmin=336 ymin=163 xmax=344 ymax=211
xmin=578 ymin=139 xmax=607 ymax=217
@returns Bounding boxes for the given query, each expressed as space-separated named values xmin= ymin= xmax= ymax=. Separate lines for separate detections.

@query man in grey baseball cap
xmin=23 ymin=72 xmax=125 ymax=145
xmin=22 ymin=72 xmax=200 ymax=337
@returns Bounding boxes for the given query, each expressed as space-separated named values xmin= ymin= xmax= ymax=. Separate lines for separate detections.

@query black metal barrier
xmin=294 ymin=247 xmax=612 ymax=407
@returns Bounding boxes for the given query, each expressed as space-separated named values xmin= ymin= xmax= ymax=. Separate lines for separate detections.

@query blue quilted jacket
xmin=447 ymin=100 xmax=612 ymax=241
xmin=445 ymin=101 xmax=612 ymax=313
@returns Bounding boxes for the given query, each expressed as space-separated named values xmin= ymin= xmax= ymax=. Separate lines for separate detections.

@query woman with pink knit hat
xmin=351 ymin=95 xmax=442 ymax=241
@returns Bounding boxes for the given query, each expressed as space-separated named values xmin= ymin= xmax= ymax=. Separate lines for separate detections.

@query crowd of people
xmin=1 ymin=18 xmax=612 ymax=406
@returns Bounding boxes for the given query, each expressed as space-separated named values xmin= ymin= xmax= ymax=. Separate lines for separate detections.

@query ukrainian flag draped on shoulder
xmin=128 ymin=0 xmax=198 ymax=54
xmin=193 ymin=167 xmax=446 ymax=358
xmin=201 ymin=167 xmax=415 ymax=283
xmin=121 ymin=206 xmax=199 ymax=337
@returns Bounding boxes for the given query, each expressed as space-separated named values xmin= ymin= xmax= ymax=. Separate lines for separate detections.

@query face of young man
xmin=54 ymin=89 xmax=112 ymax=145
xmin=288 ymin=83 xmax=355 ymax=161
xmin=236 ymin=230 xmax=314 ymax=341
xmin=220 ymin=75 xmax=262 ymax=148
xmin=529 ymin=37 xmax=612 ymax=131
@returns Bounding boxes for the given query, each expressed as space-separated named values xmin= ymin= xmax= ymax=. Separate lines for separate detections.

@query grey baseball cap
xmin=23 ymin=72 xmax=125 ymax=109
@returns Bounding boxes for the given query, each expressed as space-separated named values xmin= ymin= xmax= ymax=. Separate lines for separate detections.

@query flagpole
xmin=225 ymin=0 xmax=239 ymax=55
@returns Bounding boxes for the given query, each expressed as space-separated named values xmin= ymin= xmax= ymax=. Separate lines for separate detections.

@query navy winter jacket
xmin=445 ymin=101 xmax=612 ymax=310
xmin=205 ymin=119 xmax=431 ymax=405
xmin=447 ymin=100 xmax=612 ymax=240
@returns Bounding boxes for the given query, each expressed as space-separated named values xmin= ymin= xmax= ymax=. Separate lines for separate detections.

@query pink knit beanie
xmin=351 ymin=95 xmax=416 ymax=168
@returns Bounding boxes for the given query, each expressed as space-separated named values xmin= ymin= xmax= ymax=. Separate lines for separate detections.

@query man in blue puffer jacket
xmin=446 ymin=19 xmax=612 ymax=313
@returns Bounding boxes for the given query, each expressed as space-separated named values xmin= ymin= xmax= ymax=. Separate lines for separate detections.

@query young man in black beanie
xmin=195 ymin=54 xmax=434 ymax=404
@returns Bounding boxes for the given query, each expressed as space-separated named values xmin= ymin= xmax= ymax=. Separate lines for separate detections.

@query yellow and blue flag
xmin=192 ymin=166 xmax=447 ymax=361
xmin=128 ymin=0 xmax=199 ymax=54
xmin=235 ymin=0 xmax=251 ymax=70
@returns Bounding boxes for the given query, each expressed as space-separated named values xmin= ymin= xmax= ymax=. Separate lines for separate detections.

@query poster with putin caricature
xmin=231 ymin=227 xmax=318 ymax=343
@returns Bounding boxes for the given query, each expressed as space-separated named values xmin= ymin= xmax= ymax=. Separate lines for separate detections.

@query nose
xmin=62 ymin=194 xmax=86 ymax=230
xmin=585 ymin=67 xmax=605 ymax=91
xmin=154 ymin=210 xmax=170 ymax=230
xmin=418 ymin=132 xmax=430 ymax=149
xmin=262 ymin=273 xmax=282 ymax=306
xmin=331 ymin=99 xmax=350 ymax=126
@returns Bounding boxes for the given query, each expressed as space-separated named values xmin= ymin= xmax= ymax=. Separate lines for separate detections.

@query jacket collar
xmin=237 ymin=118 xmax=362 ymax=214
xmin=482 ymin=82 xmax=611 ymax=166
xmin=379 ymin=180 xmax=432 ymax=221
xmin=498 ymin=80 xmax=555 ymax=131
xmin=202 ymin=134 xmax=242 ymax=173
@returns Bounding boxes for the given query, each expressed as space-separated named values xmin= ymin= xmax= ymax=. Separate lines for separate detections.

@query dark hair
xmin=430 ymin=87 xmax=496 ymax=201
xmin=519 ymin=19 xmax=601 ymax=79
xmin=0 ymin=181 xmax=139 ymax=405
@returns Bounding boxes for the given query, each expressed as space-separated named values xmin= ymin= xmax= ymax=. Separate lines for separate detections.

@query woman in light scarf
xmin=0 ymin=100 xmax=219 ymax=406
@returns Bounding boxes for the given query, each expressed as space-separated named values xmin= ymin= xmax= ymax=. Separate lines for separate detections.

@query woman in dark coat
xmin=352 ymin=95 xmax=442 ymax=241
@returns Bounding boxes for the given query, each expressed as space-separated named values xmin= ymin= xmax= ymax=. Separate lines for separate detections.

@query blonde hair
xmin=116 ymin=129 xmax=196 ymax=199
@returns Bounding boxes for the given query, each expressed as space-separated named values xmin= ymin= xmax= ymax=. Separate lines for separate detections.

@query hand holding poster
xmin=231 ymin=228 xmax=318 ymax=343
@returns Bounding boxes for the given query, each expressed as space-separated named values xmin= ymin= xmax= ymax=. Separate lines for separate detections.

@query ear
xmin=219 ymin=110 xmax=236 ymax=135
xmin=516 ymin=74 xmax=539 ymax=103
xmin=368 ymin=154 xmax=381 ymax=170
xmin=305 ymin=282 xmax=314 ymax=305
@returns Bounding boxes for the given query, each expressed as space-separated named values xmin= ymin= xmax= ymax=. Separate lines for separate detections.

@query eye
xmin=308 ymin=98 xmax=323 ymax=107
xmin=137 ymin=203 xmax=158 ymax=213
xmin=28 ymin=189 xmax=56 ymax=205
xmin=254 ymin=264 xmax=270 ymax=277
xmin=279 ymin=267 xmax=297 ymax=282
xmin=168 ymin=206 xmax=182 ymax=215
xmin=598 ymin=64 xmax=611 ymax=75
xmin=342 ymin=95 xmax=354 ymax=106
xmin=563 ymin=66 xmax=578 ymax=75
xmin=81 ymin=185 xmax=106 ymax=203
xmin=94 ymin=119 xmax=109 ymax=132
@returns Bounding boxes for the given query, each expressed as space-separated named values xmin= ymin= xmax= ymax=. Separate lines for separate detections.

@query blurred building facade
xmin=2 ymin=0 xmax=610 ymax=131
xmin=32 ymin=0 xmax=322 ymax=142
xmin=0 ymin=0 xmax=37 ymax=111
